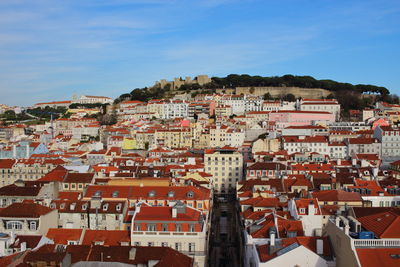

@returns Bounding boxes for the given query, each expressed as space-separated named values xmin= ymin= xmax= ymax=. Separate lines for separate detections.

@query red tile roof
xmin=357 ymin=248 xmax=400 ymax=267
xmin=81 ymin=230 xmax=130 ymax=246
xmin=0 ymin=203 xmax=54 ymax=218
xmin=135 ymin=206 xmax=201 ymax=222
xmin=357 ymin=211 xmax=400 ymax=238
xmin=83 ymin=185 xmax=210 ymax=200
xmin=0 ymin=159 xmax=16 ymax=169
xmin=46 ymin=228 xmax=83 ymax=245
xmin=63 ymin=172 xmax=95 ymax=183
xmin=312 ymin=190 xmax=362 ymax=202
xmin=38 ymin=165 xmax=68 ymax=182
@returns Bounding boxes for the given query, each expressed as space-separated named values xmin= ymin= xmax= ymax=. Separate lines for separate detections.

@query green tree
xmin=264 ymin=93 xmax=273 ymax=100
xmin=283 ymin=94 xmax=296 ymax=102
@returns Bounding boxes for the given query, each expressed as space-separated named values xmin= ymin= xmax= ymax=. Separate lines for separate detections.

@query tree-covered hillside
xmin=114 ymin=74 xmax=397 ymax=111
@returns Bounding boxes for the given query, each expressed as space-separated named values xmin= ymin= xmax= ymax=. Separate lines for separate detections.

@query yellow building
xmin=155 ymin=129 xmax=193 ymax=148
xmin=122 ymin=137 xmax=137 ymax=150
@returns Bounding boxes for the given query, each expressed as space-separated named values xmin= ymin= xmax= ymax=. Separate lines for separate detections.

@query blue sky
xmin=1 ymin=0 xmax=399 ymax=106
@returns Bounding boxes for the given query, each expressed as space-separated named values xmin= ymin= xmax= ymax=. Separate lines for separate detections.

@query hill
xmin=115 ymin=74 xmax=398 ymax=111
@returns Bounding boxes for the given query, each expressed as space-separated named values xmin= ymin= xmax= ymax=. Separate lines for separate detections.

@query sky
xmin=0 ymin=0 xmax=399 ymax=106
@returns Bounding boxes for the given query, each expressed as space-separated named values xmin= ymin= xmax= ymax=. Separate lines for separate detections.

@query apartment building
xmin=131 ymin=202 xmax=207 ymax=267
xmin=204 ymin=147 xmax=243 ymax=193
xmin=374 ymin=125 xmax=400 ymax=158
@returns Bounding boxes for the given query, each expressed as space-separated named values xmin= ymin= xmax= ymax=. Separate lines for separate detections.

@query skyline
xmin=1 ymin=0 xmax=400 ymax=106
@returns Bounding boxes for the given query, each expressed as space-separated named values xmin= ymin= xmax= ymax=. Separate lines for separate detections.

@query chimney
xmin=372 ymin=168 xmax=378 ymax=177
xmin=20 ymin=242 xmax=27 ymax=252
xmin=316 ymin=239 xmax=324 ymax=255
xmin=270 ymin=231 xmax=275 ymax=247
xmin=129 ymin=248 xmax=136 ymax=260
xmin=344 ymin=224 xmax=350 ymax=235
xmin=172 ymin=207 xmax=177 ymax=218
xmin=26 ymin=144 xmax=30 ymax=158
xmin=136 ymin=203 xmax=141 ymax=213
xmin=335 ymin=217 xmax=340 ymax=227
xmin=308 ymin=200 xmax=315 ymax=215
xmin=352 ymin=158 xmax=357 ymax=166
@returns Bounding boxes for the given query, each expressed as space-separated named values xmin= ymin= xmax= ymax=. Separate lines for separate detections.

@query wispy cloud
xmin=0 ymin=0 xmax=399 ymax=105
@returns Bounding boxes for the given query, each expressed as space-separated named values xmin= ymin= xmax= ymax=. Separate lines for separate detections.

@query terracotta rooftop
xmin=0 ymin=203 xmax=54 ymax=218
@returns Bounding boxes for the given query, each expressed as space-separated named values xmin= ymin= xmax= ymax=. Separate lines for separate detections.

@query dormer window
xmin=103 ymin=204 xmax=109 ymax=211
xmin=168 ymin=191 xmax=175 ymax=198
xmin=94 ymin=190 xmax=102 ymax=197
xmin=299 ymin=208 xmax=306 ymax=214
xmin=112 ymin=191 xmax=119 ymax=198
xmin=148 ymin=190 xmax=156 ymax=197
xmin=60 ymin=203 xmax=65 ymax=209
xmin=187 ymin=191 xmax=194 ymax=198
xmin=50 ymin=203 xmax=56 ymax=209
xmin=116 ymin=204 xmax=122 ymax=211
xmin=82 ymin=204 xmax=88 ymax=210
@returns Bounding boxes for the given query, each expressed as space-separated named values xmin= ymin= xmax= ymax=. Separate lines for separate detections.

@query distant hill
xmin=115 ymin=74 xmax=397 ymax=111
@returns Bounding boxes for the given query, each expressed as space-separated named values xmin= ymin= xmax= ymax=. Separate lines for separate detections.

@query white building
xmin=204 ymin=147 xmax=243 ymax=193
xmin=282 ymin=136 xmax=329 ymax=155
xmin=374 ymin=125 xmax=400 ymax=158
xmin=161 ymin=100 xmax=189 ymax=120
xmin=73 ymin=95 xmax=113 ymax=105
xmin=288 ymin=198 xmax=323 ymax=236
xmin=131 ymin=202 xmax=207 ymax=267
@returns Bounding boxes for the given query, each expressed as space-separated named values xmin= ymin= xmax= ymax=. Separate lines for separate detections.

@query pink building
xmin=268 ymin=111 xmax=335 ymax=129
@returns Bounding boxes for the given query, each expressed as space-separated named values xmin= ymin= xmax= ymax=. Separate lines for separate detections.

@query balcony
xmin=131 ymin=231 xmax=199 ymax=236
xmin=352 ymin=239 xmax=400 ymax=248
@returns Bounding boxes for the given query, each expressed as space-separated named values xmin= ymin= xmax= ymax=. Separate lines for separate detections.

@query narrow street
xmin=208 ymin=193 xmax=244 ymax=267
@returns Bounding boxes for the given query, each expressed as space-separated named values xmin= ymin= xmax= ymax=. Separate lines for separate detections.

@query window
xmin=81 ymin=214 xmax=85 ymax=220
xmin=175 ymin=242 xmax=182 ymax=251
xmin=189 ymin=224 xmax=195 ymax=232
xmin=176 ymin=224 xmax=182 ymax=232
xmin=162 ymin=224 xmax=168 ymax=231
xmin=29 ymin=221 xmax=37 ymax=231
xmin=148 ymin=242 xmax=154 ymax=247
xmin=135 ymin=224 xmax=141 ymax=231
xmin=161 ymin=242 xmax=168 ymax=247
xmin=116 ymin=204 xmax=122 ymax=211
xmin=102 ymin=214 xmax=106 ymax=220
xmin=189 ymin=243 xmax=196 ymax=253
xmin=6 ymin=221 xmax=22 ymax=230
xmin=147 ymin=224 xmax=156 ymax=231
xmin=197 ymin=203 xmax=203 ymax=209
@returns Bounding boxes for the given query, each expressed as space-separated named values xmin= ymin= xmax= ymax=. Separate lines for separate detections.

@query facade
xmin=0 ymin=203 xmax=58 ymax=235
xmin=131 ymin=202 xmax=207 ymax=266
xmin=161 ymin=100 xmax=189 ymax=119
xmin=374 ymin=125 xmax=400 ymax=158
xmin=346 ymin=138 xmax=382 ymax=157
xmin=300 ymin=99 xmax=341 ymax=120
xmin=51 ymin=200 xmax=127 ymax=230
xmin=204 ymin=147 xmax=243 ymax=192
xmin=268 ymin=111 xmax=335 ymax=129
xmin=73 ymin=95 xmax=113 ymax=104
